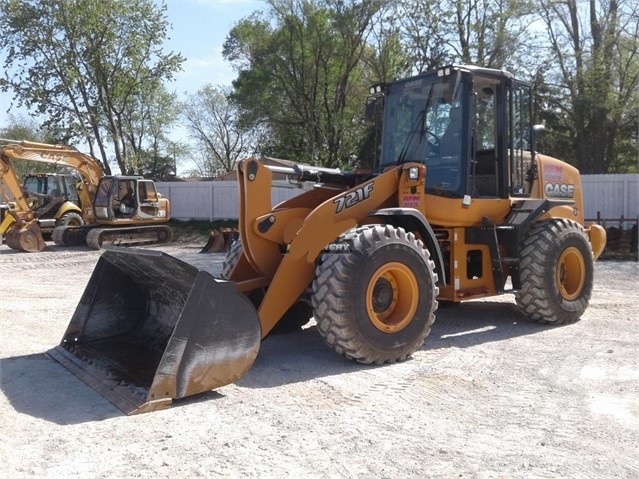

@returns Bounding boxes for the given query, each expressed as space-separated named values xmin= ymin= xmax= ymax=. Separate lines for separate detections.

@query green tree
xmin=181 ymin=85 xmax=254 ymax=176
xmin=121 ymin=86 xmax=183 ymax=179
xmin=537 ymin=0 xmax=639 ymax=173
xmin=391 ymin=0 xmax=536 ymax=71
xmin=0 ymin=0 xmax=184 ymax=175
xmin=223 ymin=0 xmax=383 ymax=168
xmin=0 ymin=115 xmax=64 ymax=177
xmin=390 ymin=0 xmax=450 ymax=74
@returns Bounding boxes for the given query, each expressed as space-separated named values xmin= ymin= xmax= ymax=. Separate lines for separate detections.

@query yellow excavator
xmin=47 ymin=65 xmax=606 ymax=414
xmin=0 ymin=139 xmax=172 ymax=252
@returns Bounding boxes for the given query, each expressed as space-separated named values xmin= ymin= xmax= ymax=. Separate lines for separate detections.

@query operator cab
xmin=23 ymin=173 xmax=80 ymax=207
xmin=93 ymin=176 xmax=162 ymax=221
xmin=373 ymin=65 xmax=536 ymax=199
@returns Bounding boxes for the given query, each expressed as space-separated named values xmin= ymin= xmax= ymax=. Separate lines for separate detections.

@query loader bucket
xmin=47 ymin=248 xmax=261 ymax=415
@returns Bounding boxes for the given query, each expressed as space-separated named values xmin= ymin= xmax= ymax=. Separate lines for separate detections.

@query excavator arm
xmin=0 ymin=139 xmax=105 ymax=223
xmin=0 ymin=154 xmax=46 ymax=251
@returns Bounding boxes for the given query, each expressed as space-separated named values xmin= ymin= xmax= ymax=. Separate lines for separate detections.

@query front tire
xmin=312 ymin=224 xmax=438 ymax=364
xmin=515 ymin=218 xmax=594 ymax=324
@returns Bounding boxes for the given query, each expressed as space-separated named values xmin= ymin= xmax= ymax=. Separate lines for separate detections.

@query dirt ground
xmin=0 ymin=239 xmax=637 ymax=479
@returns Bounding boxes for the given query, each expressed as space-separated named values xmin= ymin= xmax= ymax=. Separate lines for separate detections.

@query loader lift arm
xmin=233 ymin=157 xmax=442 ymax=337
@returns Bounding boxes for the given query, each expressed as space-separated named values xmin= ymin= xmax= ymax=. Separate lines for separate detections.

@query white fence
xmin=156 ymin=173 xmax=639 ymax=225
xmin=155 ymin=181 xmax=306 ymax=221
xmin=581 ymin=174 xmax=638 ymax=225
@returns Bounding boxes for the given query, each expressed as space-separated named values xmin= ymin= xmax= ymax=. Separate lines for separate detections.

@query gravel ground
xmin=0 ymin=240 xmax=637 ymax=479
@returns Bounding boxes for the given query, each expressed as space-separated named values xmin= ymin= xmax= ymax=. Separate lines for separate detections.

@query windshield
xmin=94 ymin=178 xmax=113 ymax=207
xmin=379 ymin=72 xmax=468 ymax=196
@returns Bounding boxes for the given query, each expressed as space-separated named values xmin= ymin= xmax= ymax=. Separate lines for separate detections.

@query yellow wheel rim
xmin=556 ymin=246 xmax=586 ymax=301
xmin=366 ymin=262 xmax=418 ymax=333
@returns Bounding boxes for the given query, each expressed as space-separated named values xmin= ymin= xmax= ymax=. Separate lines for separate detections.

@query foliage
xmin=536 ymin=0 xmax=639 ymax=173
xmin=223 ymin=0 xmax=384 ymax=168
xmin=121 ymin=87 xmax=184 ymax=179
xmin=0 ymin=115 xmax=68 ymax=177
xmin=1 ymin=0 xmax=636 ymax=176
xmin=181 ymin=85 xmax=254 ymax=176
xmin=0 ymin=0 xmax=184 ymax=175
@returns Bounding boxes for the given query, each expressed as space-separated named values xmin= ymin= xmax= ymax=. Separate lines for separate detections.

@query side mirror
xmin=531 ymin=124 xmax=545 ymax=153
xmin=364 ymin=98 xmax=375 ymax=121
xmin=364 ymin=96 xmax=384 ymax=121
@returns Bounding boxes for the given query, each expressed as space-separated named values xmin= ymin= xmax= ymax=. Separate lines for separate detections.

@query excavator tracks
xmin=85 ymin=224 xmax=173 ymax=249
xmin=52 ymin=224 xmax=95 ymax=246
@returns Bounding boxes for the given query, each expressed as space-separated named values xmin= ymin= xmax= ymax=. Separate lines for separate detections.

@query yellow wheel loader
xmin=23 ymin=172 xmax=84 ymax=227
xmin=47 ymin=65 xmax=607 ymax=414
xmin=0 ymin=139 xmax=172 ymax=252
xmin=0 ymin=173 xmax=84 ymax=249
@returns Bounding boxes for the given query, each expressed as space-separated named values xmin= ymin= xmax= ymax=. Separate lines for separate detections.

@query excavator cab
xmin=93 ymin=176 xmax=166 ymax=222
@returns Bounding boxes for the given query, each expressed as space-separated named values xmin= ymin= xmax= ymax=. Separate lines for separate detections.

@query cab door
xmin=508 ymin=81 xmax=534 ymax=197
xmin=136 ymin=180 xmax=161 ymax=218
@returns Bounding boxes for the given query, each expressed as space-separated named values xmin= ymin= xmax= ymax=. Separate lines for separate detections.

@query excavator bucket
xmin=4 ymin=221 xmax=46 ymax=252
xmin=200 ymin=228 xmax=239 ymax=253
xmin=47 ymin=248 xmax=261 ymax=415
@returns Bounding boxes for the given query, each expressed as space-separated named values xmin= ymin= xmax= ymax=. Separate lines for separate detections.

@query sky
xmin=161 ymin=0 xmax=264 ymax=95
xmin=0 ymin=0 xmax=266 ymax=173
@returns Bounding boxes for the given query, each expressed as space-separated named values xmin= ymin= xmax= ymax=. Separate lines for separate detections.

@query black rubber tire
xmin=311 ymin=224 xmax=438 ymax=364
xmin=56 ymin=212 xmax=84 ymax=228
xmin=221 ymin=238 xmax=313 ymax=333
xmin=515 ymin=218 xmax=594 ymax=324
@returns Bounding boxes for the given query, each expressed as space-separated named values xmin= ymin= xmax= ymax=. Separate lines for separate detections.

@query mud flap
xmin=47 ymin=248 xmax=261 ymax=415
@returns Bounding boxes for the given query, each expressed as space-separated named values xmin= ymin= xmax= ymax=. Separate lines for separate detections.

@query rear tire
xmin=515 ymin=218 xmax=593 ymax=324
xmin=312 ymin=224 xmax=438 ymax=364
xmin=56 ymin=212 xmax=84 ymax=228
